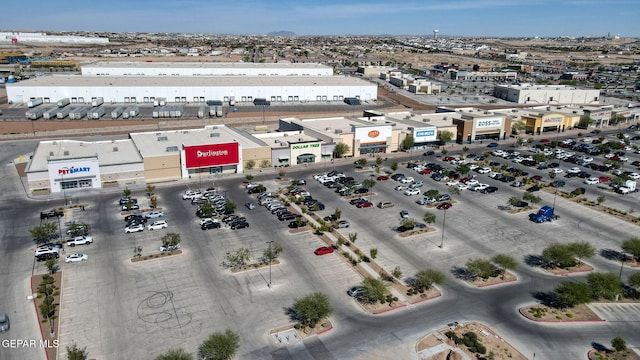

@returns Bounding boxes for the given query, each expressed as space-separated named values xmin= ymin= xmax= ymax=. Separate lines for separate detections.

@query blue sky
xmin=3 ymin=0 xmax=638 ymax=37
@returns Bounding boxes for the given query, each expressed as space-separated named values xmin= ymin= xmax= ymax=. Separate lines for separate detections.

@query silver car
xmin=0 ymin=312 xmax=9 ymax=332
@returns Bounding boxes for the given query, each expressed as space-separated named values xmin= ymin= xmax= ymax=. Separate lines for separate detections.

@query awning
xmin=278 ymin=156 xmax=290 ymax=161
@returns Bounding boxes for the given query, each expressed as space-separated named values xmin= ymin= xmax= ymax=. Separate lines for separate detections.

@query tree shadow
xmin=283 ymin=306 xmax=298 ymax=323
xmin=531 ymin=290 xmax=557 ymax=307
xmin=600 ymin=248 xmax=624 ymax=261
xmin=524 ymin=254 xmax=547 ymax=267
xmin=450 ymin=266 xmax=474 ymax=280
xmin=591 ymin=342 xmax=611 ymax=353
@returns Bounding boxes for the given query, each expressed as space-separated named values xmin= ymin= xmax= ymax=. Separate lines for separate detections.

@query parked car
xmin=230 ymin=221 xmax=250 ymax=230
xmin=437 ymin=194 xmax=451 ymax=202
xmin=245 ymin=202 xmax=256 ymax=210
xmin=147 ymin=220 xmax=168 ymax=230
xmin=182 ymin=190 xmax=202 ymax=200
xmin=314 ymin=246 xmax=334 ymax=256
xmin=404 ymin=188 xmax=421 ymax=196
xmin=584 ymin=177 xmax=599 ymax=185
xmin=278 ymin=212 xmax=299 ymax=221
xmin=323 ymin=214 xmax=338 ymax=222
xmin=436 ymin=202 xmax=452 ymax=210
xmin=125 ymin=224 xmax=145 ymax=233
xmin=376 ymin=175 xmax=389 ymax=181
xmin=337 ymin=220 xmax=350 ymax=228
xmin=356 ymin=201 xmax=374 ymax=208
xmin=377 ymin=201 xmax=394 ymax=209
xmin=124 ymin=214 xmax=146 ymax=223
xmin=0 ymin=312 xmax=10 ymax=332
xmin=159 ymin=244 xmax=180 ymax=252
xmin=551 ymin=180 xmax=566 ymax=188
xmin=201 ymin=221 xmax=221 ymax=230
xmin=40 ymin=209 xmax=64 ymax=220
xmin=66 ymin=235 xmax=93 ymax=247
xmin=400 ymin=210 xmax=409 ymax=218
xmin=288 ymin=220 xmax=307 ymax=228
xmin=487 ymin=142 xmax=499 ymax=147
xmin=527 ymin=185 xmax=541 ymax=192
xmin=145 ymin=211 xmax=164 ymax=219
xmin=64 ymin=253 xmax=88 ymax=263
xmin=121 ymin=203 xmax=141 ymax=211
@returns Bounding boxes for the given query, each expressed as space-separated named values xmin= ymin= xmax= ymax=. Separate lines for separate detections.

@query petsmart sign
xmin=413 ymin=127 xmax=437 ymax=142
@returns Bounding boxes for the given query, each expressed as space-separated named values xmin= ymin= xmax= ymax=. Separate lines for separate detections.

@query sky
xmin=2 ymin=0 xmax=639 ymax=37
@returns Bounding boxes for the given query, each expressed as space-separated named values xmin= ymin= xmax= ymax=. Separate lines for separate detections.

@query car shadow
xmin=591 ymin=342 xmax=611 ymax=353
xmin=524 ymin=254 xmax=547 ymax=268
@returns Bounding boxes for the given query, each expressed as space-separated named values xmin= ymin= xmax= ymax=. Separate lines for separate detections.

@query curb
xmin=315 ymin=324 xmax=334 ymax=336
xmin=518 ymin=307 xmax=606 ymax=323
xmin=373 ymin=303 xmax=407 ymax=314
xmin=410 ymin=293 xmax=442 ymax=305
xmin=30 ymin=275 xmax=50 ymax=360
xmin=477 ymin=278 xmax=517 ymax=288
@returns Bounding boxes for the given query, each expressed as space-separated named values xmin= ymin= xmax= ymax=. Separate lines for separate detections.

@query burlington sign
xmin=184 ymin=143 xmax=239 ymax=168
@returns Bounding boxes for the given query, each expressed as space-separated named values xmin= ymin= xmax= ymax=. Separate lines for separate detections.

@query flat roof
xmin=28 ymin=139 xmax=142 ymax=172
xmin=253 ymin=131 xmax=320 ymax=149
xmin=9 ymin=75 xmax=372 ymax=88
xmin=283 ymin=116 xmax=376 ymax=135
xmin=82 ymin=62 xmax=332 ymax=70
xmin=129 ymin=125 xmax=268 ymax=158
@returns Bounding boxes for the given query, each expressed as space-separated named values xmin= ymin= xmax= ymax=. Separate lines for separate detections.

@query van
xmin=377 ymin=201 xmax=394 ymax=209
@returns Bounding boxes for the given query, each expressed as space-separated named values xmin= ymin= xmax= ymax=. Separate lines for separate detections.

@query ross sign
xmin=476 ymin=119 xmax=503 ymax=128
xmin=291 ymin=143 xmax=320 ymax=150
xmin=58 ymin=166 xmax=90 ymax=175
xmin=184 ymin=143 xmax=239 ymax=169
xmin=355 ymin=126 xmax=391 ymax=144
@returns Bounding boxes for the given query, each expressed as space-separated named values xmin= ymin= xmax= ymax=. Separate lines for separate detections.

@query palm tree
xmin=362 ymin=178 xmax=376 ymax=201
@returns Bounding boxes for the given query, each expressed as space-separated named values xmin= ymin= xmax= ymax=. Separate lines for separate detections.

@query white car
xmin=145 ymin=211 xmax=164 ymax=219
xmin=446 ymin=180 xmax=459 ymax=187
xmin=409 ymin=180 xmax=424 ymax=189
xmin=400 ymin=176 xmax=415 ymax=184
xmin=182 ymin=190 xmax=202 ymax=200
xmin=404 ymin=188 xmax=421 ymax=196
xmin=64 ymin=253 xmax=88 ymax=263
xmin=567 ymin=167 xmax=581 ymax=174
xmin=584 ymin=177 xmax=599 ymax=185
xmin=147 ymin=220 xmax=168 ymax=230
xmin=468 ymin=164 xmax=479 ymax=170
xmin=457 ymin=184 xmax=469 ymax=191
xmin=159 ymin=244 xmax=180 ymax=252
xmin=199 ymin=218 xmax=219 ymax=226
xmin=476 ymin=167 xmax=491 ymax=174
xmin=125 ymin=224 xmax=145 ymax=233
xmin=34 ymin=245 xmax=61 ymax=256
xmin=394 ymin=185 xmax=406 ymax=191
xmin=550 ymin=168 xmax=564 ymax=174
xmin=466 ymin=179 xmax=479 ymax=186
xmin=66 ymin=236 xmax=93 ymax=247
xmin=628 ymin=172 xmax=640 ymax=180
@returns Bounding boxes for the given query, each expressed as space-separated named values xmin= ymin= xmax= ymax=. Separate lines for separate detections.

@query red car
xmin=540 ymin=139 xmax=550 ymax=143
xmin=376 ymin=175 xmax=389 ymax=181
xmin=436 ymin=202 xmax=452 ymax=210
xmin=459 ymin=177 xmax=473 ymax=184
xmin=314 ymin=246 xmax=334 ymax=256
xmin=420 ymin=169 xmax=432 ymax=174
xmin=356 ymin=201 xmax=373 ymax=208
xmin=443 ymin=156 xmax=456 ymax=162
xmin=530 ymin=175 xmax=543 ymax=181
xmin=599 ymin=176 xmax=612 ymax=183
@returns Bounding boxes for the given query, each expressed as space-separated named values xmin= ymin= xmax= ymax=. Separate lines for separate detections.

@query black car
xmin=40 ymin=209 xmax=64 ymax=220
xmin=354 ymin=188 xmax=369 ymax=194
xmin=324 ymin=214 xmax=338 ymax=222
xmin=36 ymin=252 xmax=60 ymax=262
xmin=548 ymin=162 xmax=560 ymax=168
xmin=124 ymin=214 xmax=146 ymax=223
xmin=423 ymin=151 xmax=435 ymax=156
xmin=349 ymin=198 xmax=367 ymax=205
xmin=247 ymin=186 xmax=266 ymax=194
xmin=551 ymin=180 xmax=566 ymax=188
xmin=230 ymin=221 xmax=250 ymax=230
xmin=201 ymin=221 xmax=221 ymax=230
xmin=577 ymin=172 xmax=591 ymax=178
xmin=479 ymin=186 xmax=499 ymax=194
xmin=309 ymin=202 xmax=325 ymax=210
xmin=288 ymin=220 xmax=307 ymax=228
xmin=527 ymin=185 xmax=540 ymax=192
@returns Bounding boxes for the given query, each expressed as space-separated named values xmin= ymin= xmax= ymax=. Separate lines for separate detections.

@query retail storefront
xmin=182 ymin=142 xmax=241 ymax=178
xmin=48 ymin=158 xmax=101 ymax=193
xmin=354 ymin=126 xmax=391 ymax=155
xmin=524 ymin=112 xmax=570 ymax=134
xmin=453 ymin=114 xmax=510 ymax=144
xmin=290 ymin=141 xmax=322 ymax=164
xmin=411 ymin=126 xmax=438 ymax=149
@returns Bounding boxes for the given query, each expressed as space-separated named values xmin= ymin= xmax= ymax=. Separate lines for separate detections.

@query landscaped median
xmin=30 ymin=272 xmax=63 ymax=360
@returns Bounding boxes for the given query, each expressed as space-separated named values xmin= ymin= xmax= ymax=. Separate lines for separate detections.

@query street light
xmin=266 ymin=240 xmax=274 ymax=287
xmin=439 ymin=208 xmax=447 ymax=248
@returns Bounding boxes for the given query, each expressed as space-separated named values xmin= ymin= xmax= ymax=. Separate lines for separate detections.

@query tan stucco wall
xmin=143 ymin=154 xmax=181 ymax=182
xmin=243 ymin=146 xmax=271 ymax=169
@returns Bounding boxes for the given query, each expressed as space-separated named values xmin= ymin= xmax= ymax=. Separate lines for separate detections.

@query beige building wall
xmin=144 ymin=154 xmax=181 ymax=182
xmin=243 ymin=146 xmax=271 ymax=169
xmin=339 ymin=133 xmax=355 ymax=157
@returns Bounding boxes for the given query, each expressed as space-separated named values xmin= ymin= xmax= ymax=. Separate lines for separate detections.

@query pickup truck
xmin=40 ymin=209 xmax=64 ymax=219
xmin=66 ymin=236 xmax=93 ymax=247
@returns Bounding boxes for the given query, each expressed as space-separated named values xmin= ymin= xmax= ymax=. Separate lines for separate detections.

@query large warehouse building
xmin=493 ymin=84 xmax=600 ymax=105
xmin=7 ymin=62 xmax=377 ymax=105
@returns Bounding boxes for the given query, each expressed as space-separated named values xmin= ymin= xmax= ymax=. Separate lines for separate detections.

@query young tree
xmin=155 ymin=348 xmax=193 ymax=360
xmin=423 ymin=212 xmax=437 ymax=228
xmin=522 ymin=192 xmax=541 ymax=204
xmin=348 ymin=232 xmax=358 ymax=244
xmin=413 ymin=269 xmax=445 ymax=290
xmin=333 ymin=208 xmax=342 ymax=220
xmin=245 ymin=174 xmax=254 ymax=181
xmin=492 ymin=254 xmax=517 ymax=279
xmin=390 ymin=161 xmax=398 ymax=171
xmin=508 ymin=196 xmax=522 ymax=207
xmin=568 ymin=241 xmax=596 ymax=263
xmin=263 ymin=242 xmax=283 ymax=262
xmin=362 ymin=178 xmax=376 ymax=201
xmin=224 ymin=200 xmax=237 ymax=213
xmin=611 ymin=337 xmax=627 ymax=352
xmin=375 ymin=156 xmax=383 ymax=166
xmin=456 ymin=163 xmax=470 ymax=176
xmin=424 ymin=189 xmax=440 ymax=199
xmin=30 ymin=222 xmax=59 ymax=245
xmin=161 ymin=233 xmax=182 ymax=249
xmin=291 ymin=292 xmax=332 ymax=327
xmin=359 ymin=277 xmax=389 ymax=303
xmin=198 ymin=203 xmax=216 ymax=218
xmin=198 ymin=329 xmax=240 ymax=360
xmin=622 ymin=237 xmax=640 ymax=261
xmin=66 ymin=342 xmax=88 ymax=360
xmin=439 ymin=130 xmax=454 ymax=146
xmin=391 ymin=266 xmax=402 ymax=280
xmin=227 ymin=247 xmax=252 ymax=266
xmin=542 ymin=243 xmax=577 ymax=268
xmin=145 ymin=184 xmax=156 ymax=196
xmin=587 ymin=273 xmax=622 ymax=300
xmin=333 ymin=143 xmax=350 ymax=158
xmin=629 ymin=272 xmax=640 ymax=289
xmin=37 ymin=274 xmax=58 ymax=336
xmin=554 ymin=281 xmax=592 ymax=309
xmin=133 ymin=246 xmax=142 ymax=258
xmin=150 ymin=196 xmax=158 ymax=208
xmin=466 ymin=258 xmax=497 ymax=279
xmin=369 ymin=248 xmax=378 ymax=259
xmin=45 ymin=257 xmax=58 ymax=275
xmin=122 ymin=188 xmax=132 ymax=198
xmin=401 ymin=135 xmax=415 ymax=151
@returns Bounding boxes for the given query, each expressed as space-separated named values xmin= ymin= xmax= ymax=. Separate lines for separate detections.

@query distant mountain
xmin=267 ymin=31 xmax=296 ymax=36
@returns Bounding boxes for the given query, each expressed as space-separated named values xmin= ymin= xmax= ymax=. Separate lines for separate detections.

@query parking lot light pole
xmin=439 ymin=208 xmax=447 ymax=248
xmin=61 ymin=173 xmax=68 ymax=206
xmin=266 ymin=241 xmax=274 ymax=287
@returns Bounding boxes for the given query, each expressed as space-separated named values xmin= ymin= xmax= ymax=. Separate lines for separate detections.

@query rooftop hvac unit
xmin=325 ymin=127 xmax=331 ymax=131
xmin=210 ymin=133 xmax=220 ymax=137
xmin=113 ymin=147 xmax=118 ymax=152
xmin=157 ymin=136 xmax=168 ymax=141
xmin=335 ymin=129 xmax=343 ymax=134
xmin=298 ymin=138 xmax=304 ymax=141
xmin=283 ymin=133 xmax=288 ymax=137
xmin=166 ymin=146 xmax=179 ymax=152
xmin=63 ymin=151 xmax=69 ymax=156
xmin=49 ymin=152 xmax=54 ymax=156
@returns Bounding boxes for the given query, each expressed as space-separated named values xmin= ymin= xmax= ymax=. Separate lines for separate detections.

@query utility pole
xmin=266 ymin=240 xmax=274 ymax=287
xmin=439 ymin=208 xmax=447 ymax=248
